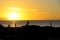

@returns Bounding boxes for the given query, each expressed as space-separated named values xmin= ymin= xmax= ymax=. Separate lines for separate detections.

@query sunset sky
xmin=0 ymin=0 xmax=60 ymax=20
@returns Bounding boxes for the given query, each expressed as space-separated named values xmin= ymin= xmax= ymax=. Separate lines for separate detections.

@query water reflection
xmin=0 ymin=20 xmax=60 ymax=27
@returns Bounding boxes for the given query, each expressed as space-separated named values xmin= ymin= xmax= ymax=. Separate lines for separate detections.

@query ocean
xmin=0 ymin=20 xmax=60 ymax=27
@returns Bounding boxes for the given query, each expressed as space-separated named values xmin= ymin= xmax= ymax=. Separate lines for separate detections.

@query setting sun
xmin=5 ymin=7 xmax=24 ymax=20
xmin=7 ymin=12 xmax=20 ymax=20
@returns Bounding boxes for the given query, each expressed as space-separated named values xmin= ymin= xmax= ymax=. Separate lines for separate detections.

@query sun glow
xmin=1 ymin=7 xmax=37 ymax=20
xmin=7 ymin=12 xmax=20 ymax=20
xmin=5 ymin=7 xmax=24 ymax=20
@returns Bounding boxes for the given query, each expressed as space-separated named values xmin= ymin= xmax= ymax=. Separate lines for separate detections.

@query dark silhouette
xmin=0 ymin=24 xmax=4 ymax=28
xmin=15 ymin=24 xmax=16 ymax=27
xmin=0 ymin=21 xmax=60 ymax=40
xmin=8 ymin=24 xmax=10 ymax=27
xmin=50 ymin=21 xmax=53 ymax=27
xmin=26 ymin=21 xmax=29 ymax=26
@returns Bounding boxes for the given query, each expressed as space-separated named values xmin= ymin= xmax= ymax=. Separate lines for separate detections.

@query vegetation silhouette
xmin=0 ymin=21 xmax=60 ymax=40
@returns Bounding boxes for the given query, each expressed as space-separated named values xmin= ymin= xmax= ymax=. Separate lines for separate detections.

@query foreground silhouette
xmin=0 ymin=23 xmax=60 ymax=40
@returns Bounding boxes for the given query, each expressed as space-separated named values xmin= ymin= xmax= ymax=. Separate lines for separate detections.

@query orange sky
xmin=0 ymin=0 xmax=60 ymax=20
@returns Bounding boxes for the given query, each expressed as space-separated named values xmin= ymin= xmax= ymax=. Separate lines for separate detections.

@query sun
xmin=5 ymin=7 xmax=26 ymax=20
xmin=7 ymin=12 xmax=20 ymax=20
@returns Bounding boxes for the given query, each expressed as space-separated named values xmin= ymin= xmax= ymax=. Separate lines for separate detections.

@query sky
xmin=0 ymin=0 xmax=60 ymax=20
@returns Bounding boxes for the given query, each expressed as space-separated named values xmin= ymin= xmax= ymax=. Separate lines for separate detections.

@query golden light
xmin=7 ymin=12 xmax=20 ymax=20
xmin=7 ymin=7 xmax=24 ymax=10
xmin=4 ymin=7 xmax=25 ymax=20
xmin=2 ymin=7 xmax=36 ymax=20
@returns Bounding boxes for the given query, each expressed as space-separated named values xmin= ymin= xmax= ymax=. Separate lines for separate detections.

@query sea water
xmin=0 ymin=20 xmax=60 ymax=27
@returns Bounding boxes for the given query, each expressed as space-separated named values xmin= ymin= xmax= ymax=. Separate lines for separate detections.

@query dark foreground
xmin=0 ymin=24 xmax=60 ymax=40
